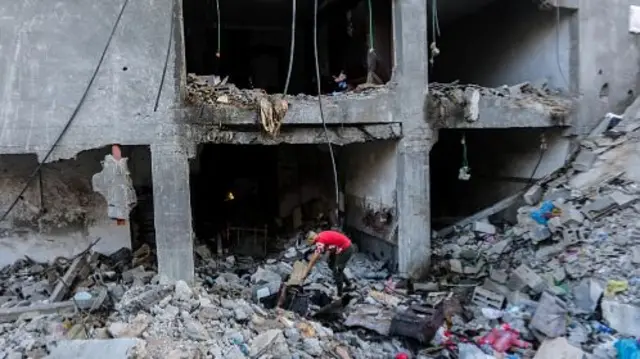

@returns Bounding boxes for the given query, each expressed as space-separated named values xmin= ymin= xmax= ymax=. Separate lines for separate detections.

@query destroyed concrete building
xmin=1 ymin=0 xmax=639 ymax=283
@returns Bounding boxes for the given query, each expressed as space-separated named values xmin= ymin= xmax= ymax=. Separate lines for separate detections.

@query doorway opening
xmin=189 ymin=144 xmax=339 ymax=257
xmin=430 ymin=128 xmax=569 ymax=230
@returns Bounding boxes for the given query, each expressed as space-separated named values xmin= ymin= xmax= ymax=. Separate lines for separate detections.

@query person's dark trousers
xmin=328 ymin=245 xmax=355 ymax=296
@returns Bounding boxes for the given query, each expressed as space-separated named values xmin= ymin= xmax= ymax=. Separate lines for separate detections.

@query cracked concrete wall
xmin=431 ymin=0 xmax=573 ymax=92
xmin=0 ymin=0 xmax=178 ymax=161
xmin=341 ymin=141 xmax=398 ymax=267
xmin=573 ymin=0 xmax=640 ymax=134
xmin=0 ymin=149 xmax=154 ymax=267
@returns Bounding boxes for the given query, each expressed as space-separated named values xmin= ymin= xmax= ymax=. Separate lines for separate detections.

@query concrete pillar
xmin=151 ymin=143 xmax=195 ymax=282
xmin=393 ymin=0 xmax=432 ymax=278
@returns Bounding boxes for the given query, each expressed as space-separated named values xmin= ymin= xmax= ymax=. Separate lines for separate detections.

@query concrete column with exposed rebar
xmin=393 ymin=0 xmax=433 ymax=278
xmin=151 ymin=142 xmax=195 ymax=283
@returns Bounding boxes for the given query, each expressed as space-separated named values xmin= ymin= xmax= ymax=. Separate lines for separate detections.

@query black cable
xmin=555 ymin=5 xmax=570 ymax=91
xmin=527 ymin=150 xmax=545 ymax=185
xmin=313 ymin=0 xmax=340 ymax=222
xmin=38 ymin=169 xmax=45 ymax=213
xmin=154 ymin=0 xmax=175 ymax=112
xmin=527 ymin=134 xmax=547 ymax=185
xmin=282 ymin=0 xmax=296 ymax=96
xmin=0 ymin=0 xmax=130 ymax=222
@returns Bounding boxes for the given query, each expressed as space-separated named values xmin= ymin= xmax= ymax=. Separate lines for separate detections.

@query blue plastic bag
xmin=615 ymin=338 xmax=640 ymax=359
xmin=531 ymin=201 xmax=555 ymax=224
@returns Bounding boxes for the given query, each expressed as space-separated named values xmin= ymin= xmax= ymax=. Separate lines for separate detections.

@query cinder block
xmin=524 ymin=185 xmax=543 ymax=205
xmin=572 ymin=149 xmax=597 ymax=172
xmin=511 ymin=264 xmax=546 ymax=293
xmin=472 ymin=221 xmax=496 ymax=235
xmin=472 ymin=286 xmax=505 ymax=309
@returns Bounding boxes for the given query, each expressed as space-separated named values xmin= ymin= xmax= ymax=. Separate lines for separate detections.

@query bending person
xmin=302 ymin=230 xmax=355 ymax=296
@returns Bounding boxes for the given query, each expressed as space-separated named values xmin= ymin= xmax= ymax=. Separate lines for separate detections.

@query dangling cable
xmin=215 ymin=0 xmax=221 ymax=58
xmin=458 ymin=134 xmax=471 ymax=181
xmin=154 ymin=0 xmax=175 ymax=112
xmin=1 ymin=0 xmax=130 ymax=222
xmin=365 ymin=0 xmax=377 ymax=84
xmin=367 ymin=0 xmax=374 ymax=50
xmin=314 ymin=0 xmax=340 ymax=222
xmin=429 ymin=0 xmax=441 ymax=66
xmin=283 ymin=0 xmax=296 ymax=95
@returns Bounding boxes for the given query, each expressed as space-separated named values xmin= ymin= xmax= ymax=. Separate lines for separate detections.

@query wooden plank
xmin=0 ymin=301 xmax=78 ymax=323
xmin=49 ymin=254 xmax=88 ymax=302
xmin=286 ymin=261 xmax=308 ymax=286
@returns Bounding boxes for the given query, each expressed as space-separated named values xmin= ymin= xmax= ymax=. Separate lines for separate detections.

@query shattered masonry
xmin=5 ymin=99 xmax=640 ymax=358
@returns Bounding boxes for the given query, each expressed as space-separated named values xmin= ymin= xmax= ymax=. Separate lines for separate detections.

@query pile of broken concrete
xmin=8 ymin=100 xmax=640 ymax=358
xmin=0 ymin=238 xmax=416 ymax=359
xmin=428 ymin=99 xmax=640 ymax=358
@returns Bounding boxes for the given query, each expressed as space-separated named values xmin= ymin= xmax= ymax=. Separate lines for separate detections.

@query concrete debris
xmin=185 ymin=73 xmax=383 ymax=108
xmin=45 ymin=339 xmax=145 ymax=359
xmin=429 ymin=98 xmax=640 ymax=358
xmin=428 ymin=81 xmax=572 ymax=128
xmin=91 ymin=154 xmax=137 ymax=220
xmin=0 ymin=228 xmax=416 ymax=359
xmin=8 ymin=96 xmax=640 ymax=359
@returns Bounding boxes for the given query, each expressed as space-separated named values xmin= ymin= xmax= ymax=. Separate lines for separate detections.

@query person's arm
xmin=301 ymin=252 xmax=321 ymax=280
xmin=302 ymin=243 xmax=325 ymax=280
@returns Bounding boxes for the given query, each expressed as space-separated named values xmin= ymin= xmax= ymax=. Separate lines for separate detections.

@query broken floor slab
xmin=45 ymin=339 xmax=145 ymax=359
xmin=184 ymin=85 xmax=394 ymax=126
xmin=182 ymin=123 xmax=402 ymax=145
xmin=428 ymin=82 xmax=573 ymax=129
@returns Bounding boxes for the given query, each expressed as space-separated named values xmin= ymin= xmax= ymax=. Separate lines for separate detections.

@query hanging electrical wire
xmin=259 ymin=0 xmax=295 ymax=137
xmin=313 ymin=0 xmax=340 ymax=223
xmin=527 ymin=132 xmax=548 ymax=185
xmin=458 ymin=134 xmax=471 ymax=181
xmin=1 ymin=0 xmax=131 ymax=222
xmin=215 ymin=0 xmax=221 ymax=58
xmin=429 ymin=0 xmax=441 ymax=66
xmin=555 ymin=6 xmax=570 ymax=90
xmin=282 ymin=0 xmax=296 ymax=95
xmin=365 ymin=0 xmax=377 ymax=84
xmin=154 ymin=0 xmax=175 ymax=112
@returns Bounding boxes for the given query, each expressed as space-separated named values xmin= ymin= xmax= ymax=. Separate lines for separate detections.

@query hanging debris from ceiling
xmin=258 ymin=96 xmax=288 ymax=137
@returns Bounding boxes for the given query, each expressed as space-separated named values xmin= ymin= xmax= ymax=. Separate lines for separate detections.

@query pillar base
xmin=151 ymin=143 xmax=195 ymax=283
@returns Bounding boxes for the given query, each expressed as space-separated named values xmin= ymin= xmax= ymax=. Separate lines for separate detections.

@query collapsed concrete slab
xmin=45 ymin=339 xmax=145 ymax=359
xmin=428 ymin=82 xmax=573 ymax=129
xmin=184 ymin=123 xmax=402 ymax=145
xmin=184 ymin=83 xmax=395 ymax=126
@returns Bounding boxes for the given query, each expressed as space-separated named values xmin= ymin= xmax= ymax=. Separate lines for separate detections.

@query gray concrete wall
xmin=431 ymin=0 xmax=572 ymax=91
xmin=0 ymin=0 xmax=178 ymax=161
xmin=573 ymin=0 xmax=640 ymax=134
xmin=341 ymin=141 xmax=398 ymax=259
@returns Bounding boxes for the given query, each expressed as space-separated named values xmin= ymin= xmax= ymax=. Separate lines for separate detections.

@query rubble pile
xmin=0 ymin=235 xmax=415 ymax=359
xmin=186 ymin=73 xmax=268 ymax=107
xmin=6 ymin=100 xmax=640 ymax=358
xmin=185 ymin=73 xmax=387 ymax=108
xmin=427 ymin=98 xmax=640 ymax=358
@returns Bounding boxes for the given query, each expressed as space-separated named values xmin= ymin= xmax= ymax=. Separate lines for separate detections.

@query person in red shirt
xmin=302 ymin=230 xmax=355 ymax=296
